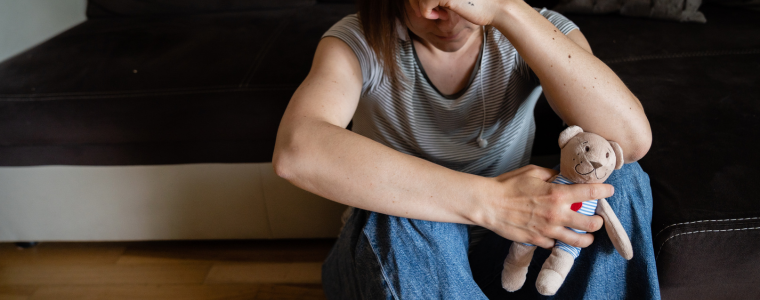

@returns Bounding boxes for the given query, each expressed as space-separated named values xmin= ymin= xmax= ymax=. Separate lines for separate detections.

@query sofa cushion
xmin=654 ymin=217 xmax=760 ymax=299
xmin=0 ymin=4 xmax=356 ymax=165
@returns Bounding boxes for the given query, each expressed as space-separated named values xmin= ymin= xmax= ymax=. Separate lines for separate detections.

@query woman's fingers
xmin=556 ymin=182 xmax=615 ymax=204
xmin=525 ymin=233 xmax=555 ymax=249
xmin=526 ymin=165 xmax=559 ymax=182
xmin=533 ymin=237 xmax=555 ymax=249
xmin=565 ymin=214 xmax=604 ymax=233
xmin=498 ymin=164 xmax=557 ymax=182
xmin=551 ymin=227 xmax=596 ymax=248
xmin=412 ymin=0 xmax=439 ymax=19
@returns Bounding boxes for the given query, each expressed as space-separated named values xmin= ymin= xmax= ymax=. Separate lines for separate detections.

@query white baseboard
xmin=0 ymin=163 xmax=346 ymax=242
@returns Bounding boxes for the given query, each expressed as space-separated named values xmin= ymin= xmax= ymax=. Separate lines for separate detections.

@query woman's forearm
xmin=492 ymin=1 xmax=651 ymax=162
xmin=274 ymin=116 xmax=488 ymax=225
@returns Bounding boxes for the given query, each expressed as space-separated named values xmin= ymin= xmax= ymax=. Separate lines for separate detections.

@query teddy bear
xmin=501 ymin=125 xmax=634 ymax=296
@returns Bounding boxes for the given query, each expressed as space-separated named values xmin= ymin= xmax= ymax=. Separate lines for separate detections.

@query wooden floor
xmin=0 ymin=239 xmax=336 ymax=300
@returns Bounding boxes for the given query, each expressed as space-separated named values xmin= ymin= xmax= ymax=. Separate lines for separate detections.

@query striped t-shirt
xmin=322 ymin=8 xmax=579 ymax=177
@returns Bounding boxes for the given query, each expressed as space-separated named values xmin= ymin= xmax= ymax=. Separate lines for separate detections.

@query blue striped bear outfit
xmin=523 ymin=173 xmax=598 ymax=258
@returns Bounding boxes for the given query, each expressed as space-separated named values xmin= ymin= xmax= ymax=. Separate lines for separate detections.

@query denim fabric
xmin=322 ymin=162 xmax=660 ymax=299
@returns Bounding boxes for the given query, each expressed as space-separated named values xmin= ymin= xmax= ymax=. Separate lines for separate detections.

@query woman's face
xmin=404 ymin=1 xmax=480 ymax=52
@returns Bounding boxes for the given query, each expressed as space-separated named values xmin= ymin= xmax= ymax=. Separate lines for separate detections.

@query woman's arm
xmin=273 ymin=37 xmax=610 ymax=248
xmin=410 ymin=0 xmax=652 ymax=163
xmin=274 ymin=37 xmax=486 ymax=225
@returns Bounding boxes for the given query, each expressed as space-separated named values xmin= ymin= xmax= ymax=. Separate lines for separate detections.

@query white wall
xmin=0 ymin=0 xmax=86 ymax=62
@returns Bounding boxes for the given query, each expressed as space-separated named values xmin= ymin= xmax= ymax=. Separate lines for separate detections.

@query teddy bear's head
xmin=559 ymin=126 xmax=624 ymax=184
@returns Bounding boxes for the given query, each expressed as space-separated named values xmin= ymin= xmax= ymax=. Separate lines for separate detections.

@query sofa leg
xmin=15 ymin=242 xmax=39 ymax=249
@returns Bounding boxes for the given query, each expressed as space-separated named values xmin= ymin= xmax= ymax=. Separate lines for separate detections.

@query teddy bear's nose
xmin=590 ymin=161 xmax=603 ymax=169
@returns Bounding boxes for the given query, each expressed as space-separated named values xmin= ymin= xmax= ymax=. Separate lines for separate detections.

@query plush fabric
xmin=552 ymin=0 xmax=707 ymax=22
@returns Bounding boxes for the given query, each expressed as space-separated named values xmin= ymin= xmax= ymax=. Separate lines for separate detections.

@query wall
xmin=0 ymin=0 xmax=86 ymax=62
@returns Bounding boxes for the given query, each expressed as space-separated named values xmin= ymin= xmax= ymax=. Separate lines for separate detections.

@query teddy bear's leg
xmin=501 ymin=242 xmax=537 ymax=292
xmin=535 ymin=247 xmax=575 ymax=296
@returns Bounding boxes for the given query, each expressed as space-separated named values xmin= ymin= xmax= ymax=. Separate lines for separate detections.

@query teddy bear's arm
xmin=596 ymin=198 xmax=633 ymax=260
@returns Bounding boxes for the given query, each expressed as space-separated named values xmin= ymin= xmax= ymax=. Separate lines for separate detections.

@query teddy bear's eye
xmin=585 ymin=146 xmax=590 ymax=152
xmin=606 ymin=152 xmax=609 ymax=158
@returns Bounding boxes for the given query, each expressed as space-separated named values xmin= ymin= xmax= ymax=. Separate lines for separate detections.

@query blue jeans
xmin=322 ymin=162 xmax=661 ymax=299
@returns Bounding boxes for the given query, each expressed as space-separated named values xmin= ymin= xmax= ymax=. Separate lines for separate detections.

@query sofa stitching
xmin=0 ymin=84 xmax=298 ymax=102
xmin=603 ymin=48 xmax=760 ymax=64
xmin=655 ymin=226 xmax=760 ymax=260
xmin=654 ymin=217 xmax=760 ymax=240
xmin=0 ymin=85 xmax=242 ymax=98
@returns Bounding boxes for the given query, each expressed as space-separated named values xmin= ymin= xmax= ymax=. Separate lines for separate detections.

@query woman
xmin=273 ymin=0 xmax=658 ymax=298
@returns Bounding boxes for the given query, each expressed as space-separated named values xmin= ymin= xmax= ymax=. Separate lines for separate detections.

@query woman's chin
xmin=430 ymin=36 xmax=470 ymax=52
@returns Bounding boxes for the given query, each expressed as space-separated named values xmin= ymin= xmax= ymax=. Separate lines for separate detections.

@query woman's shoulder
xmin=323 ymin=14 xmax=364 ymax=40
xmin=491 ymin=7 xmax=579 ymax=45
xmin=322 ymin=13 xmax=385 ymax=96
xmin=533 ymin=7 xmax=580 ymax=35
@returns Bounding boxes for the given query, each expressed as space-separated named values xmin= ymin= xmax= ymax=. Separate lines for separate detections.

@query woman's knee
xmin=606 ymin=162 xmax=651 ymax=195
xmin=359 ymin=211 xmax=486 ymax=299
xmin=604 ymin=161 xmax=654 ymax=220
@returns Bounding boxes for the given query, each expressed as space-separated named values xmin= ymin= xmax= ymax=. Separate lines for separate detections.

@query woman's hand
xmin=408 ymin=0 xmax=510 ymax=26
xmin=475 ymin=165 xmax=610 ymax=249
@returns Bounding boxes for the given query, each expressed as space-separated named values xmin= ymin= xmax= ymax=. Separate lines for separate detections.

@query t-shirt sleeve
xmin=514 ymin=8 xmax=580 ymax=84
xmin=322 ymin=14 xmax=383 ymax=96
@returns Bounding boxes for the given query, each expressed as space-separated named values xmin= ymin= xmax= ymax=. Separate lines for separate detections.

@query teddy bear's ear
xmin=558 ymin=125 xmax=584 ymax=148
xmin=609 ymin=141 xmax=624 ymax=170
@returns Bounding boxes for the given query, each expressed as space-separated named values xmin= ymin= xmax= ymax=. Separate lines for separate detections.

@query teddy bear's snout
xmin=590 ymin=161 xmax=603 ymax=169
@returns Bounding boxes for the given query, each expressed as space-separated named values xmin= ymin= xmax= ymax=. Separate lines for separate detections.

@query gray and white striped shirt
xmin=323 ymin=8 xmax=579 ymax=177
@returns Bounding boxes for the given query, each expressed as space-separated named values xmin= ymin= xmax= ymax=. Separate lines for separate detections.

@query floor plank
xmin=119 ymin=240 xmax=334 ymax=263
xmin=0 ymin=243 xmax=125 ymax=265
xmin=205 ymin=263 xmax=322 ymax=284
xmin=254 ymin=284 xmax=326 ymax=300
xmin=0 ymin=296 xmax=29 ymax=300
xmin=29 ymin=284 xmax=260 ymax=300
xmin=0 ymin=264 xmax=211 ymax=285
xmin=0 ymin=285 xmax=37 ymax=300
xmin=0 ymin=240 xmax=332 ymax=298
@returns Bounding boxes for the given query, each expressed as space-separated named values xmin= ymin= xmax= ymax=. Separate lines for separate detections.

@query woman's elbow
xmin=624 ymin=127 xmax=652 ymax=163
xmin=272 ymin=137 xmax=303 ymax=182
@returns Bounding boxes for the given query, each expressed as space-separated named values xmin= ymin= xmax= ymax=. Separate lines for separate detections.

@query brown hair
xmin=357 ymin=0 xmax=407 ymax=80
